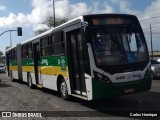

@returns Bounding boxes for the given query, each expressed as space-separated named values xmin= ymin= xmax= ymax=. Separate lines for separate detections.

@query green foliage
xmin=45 ymin=17 xmax=68 ymax=28
xmin=0 ymin=51 xmax=4 ymax=57
xmin=34 ymin=29 xmax=48 ymax=35
xmin=35 ymin=17 xmax=68 ymax=35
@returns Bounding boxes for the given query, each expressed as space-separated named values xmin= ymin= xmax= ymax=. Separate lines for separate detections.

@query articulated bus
xmin=5 ymin=14 xmax=151 ymax=100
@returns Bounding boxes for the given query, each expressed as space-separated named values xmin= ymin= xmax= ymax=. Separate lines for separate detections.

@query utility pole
xmin=150 ymin=24 xmax=153 ymax=58
xmin=0 ymin=30 xmax=16 ymax=47
xmin=0 ymin=27 xmax=22 ymax=47
xmin=53 ymin=0 xmax=55 ymax=27
xmin=140 ymin=17 xmax=160 ymax=58
xmin=9 ymin=31 xmax=12 ymax=47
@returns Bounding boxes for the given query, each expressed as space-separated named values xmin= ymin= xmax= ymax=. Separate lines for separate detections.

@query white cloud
xmin=0 ymin=0 xmax=115 ymax=30
xmin=0 ymin=0 xmax=53 ymax=29
xmin=109 ymin=0 xmax=160 ymax=29
xmin=0 ymin=4 xmax=6 ymax=10
xmin=100 ymin=0 xmax=160 ymax=51
xmin=0 ymin=0 xmax=159 ymax=36
xmin=33 ymin=23 xmax=49 ymax=31
xmin=54 ymin=0 xmax=114 ymax=19
xmin=1 ymin=0 xmax=160 ymax=51
xmin=116 ymin=0 xmax=160 ymax=51
xmin=1 ymin=0 xmax=157 ymax=45
xmin=119 ymin=0 xmax=131 ymax=12
xmin=139 ymin=0 xmax=160 ymax=51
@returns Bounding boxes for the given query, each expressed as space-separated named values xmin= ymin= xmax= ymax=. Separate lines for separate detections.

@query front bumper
xmin=92 ymin=77 xmax=152 ymax=100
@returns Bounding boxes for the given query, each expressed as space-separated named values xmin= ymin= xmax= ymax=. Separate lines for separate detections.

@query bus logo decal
xmin=61 ymin=59 xmax=66 ymax=71
xmin=116 ymin=76 xmax=125 ymax=80
xmin=41 ymin=59 xmax=48 ymax=65
xmin=132 ymin=74 xmax=142 ymax=78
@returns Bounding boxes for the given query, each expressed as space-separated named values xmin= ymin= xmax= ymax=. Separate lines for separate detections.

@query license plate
xmin=124 ymin=88 xmax=134 ymax=94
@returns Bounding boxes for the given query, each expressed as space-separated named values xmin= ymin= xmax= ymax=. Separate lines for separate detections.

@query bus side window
xmin=51 ymin=31 xmax=64 ymax=55
xmin=50 ymin=35 xmax=56 ymax=55
xmin=21 ymin=44 xmax=28 ymax=59
xmin=41 ymin=36 xmax=50 ymax=57
xmin=28 ymin=43 xmax=32 ymax=58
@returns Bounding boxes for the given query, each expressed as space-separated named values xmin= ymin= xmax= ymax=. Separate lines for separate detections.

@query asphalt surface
xmin=0 ymin=73 xmax=160 ymax=120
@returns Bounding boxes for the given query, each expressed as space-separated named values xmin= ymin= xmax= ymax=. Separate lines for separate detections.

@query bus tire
xmin=28 ymin=73 xmax=34 ymax=89
xmin=10 ymin=71 xmax=15 ymax=82
xmin=59 ymin=78 xmax=69 ymax=100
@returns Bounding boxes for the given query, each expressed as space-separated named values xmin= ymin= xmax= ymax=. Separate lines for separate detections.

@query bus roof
xmin=83 ymin=13 xmax=136 ymax=17
xmin=20 ymin=13 xmax=138 ymax=45
xmin=5 ymin=45 xmax=16 ymax=52
xmin=5 ymin=16 xmax=84 ymax=52
xmin=20 ymin=16 xmax=84 ymax=45
xmin=21 ymin=28 xmax=54 ymax=45
xmin=5 ymin=13 xmax=138 ymax=52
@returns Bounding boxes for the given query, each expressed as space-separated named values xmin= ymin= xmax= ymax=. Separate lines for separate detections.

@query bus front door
xmin=67 ymin=29 xmax=86 ymax=96
xmin=6 ymin=53 xmax=10 ymax=76
xmin=33 ymin=42 xmax=40 ymax=84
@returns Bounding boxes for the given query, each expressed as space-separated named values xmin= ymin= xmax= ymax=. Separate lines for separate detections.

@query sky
xmin=0 ymin=0 xmax=160 ymax=53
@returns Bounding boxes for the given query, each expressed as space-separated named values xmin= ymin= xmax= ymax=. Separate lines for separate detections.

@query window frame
xmin=50 ymin=31 xmax=65 ymax=56
xmin=21 ymin=42 xmax=33 ymax=59
xmin=40 ymin=36 xmax=50 ymax=57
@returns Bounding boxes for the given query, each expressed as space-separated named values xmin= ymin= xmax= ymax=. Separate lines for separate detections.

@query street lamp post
xmin=140 ymin=17 xmax=156 ymax=58
xmin=53 ymin=0 xmax=55 ymax=27
xmin=0 ymin=28 xmax=22 ymax=47
xmin=9 ymin=31 xmax=12 ymax=47
xmin=0 ymin=30 xmax=16 ymax=47
xmin=150 ymin=24 xmax=153 ymax=58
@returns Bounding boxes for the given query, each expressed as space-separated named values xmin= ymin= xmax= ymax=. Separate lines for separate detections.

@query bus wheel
xmin=10 ymin=71 xmax=15 ymax=82
xmin=59 ymin=79 xmax=69 ymax=100
xmin=28 ymin=73 xmax=34 ymax=89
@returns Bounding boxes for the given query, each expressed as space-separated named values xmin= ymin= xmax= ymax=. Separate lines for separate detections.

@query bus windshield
xmin=89 ymin=26 xmax=148 ymax=66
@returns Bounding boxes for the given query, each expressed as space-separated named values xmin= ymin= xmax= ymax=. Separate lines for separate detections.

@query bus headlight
xmin=94 ymin=71 xmax=112 ymax=83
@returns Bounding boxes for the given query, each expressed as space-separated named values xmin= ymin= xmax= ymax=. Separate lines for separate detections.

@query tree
xmin=0 ymin=51 xmax=3 ymax=57
xmin=34 ymin=28 xmax=48 ymax=35
xmin=45 ymin=17 xmax=68 ymax=28
xmin=35 ymin=17 xmax=68 ymax=35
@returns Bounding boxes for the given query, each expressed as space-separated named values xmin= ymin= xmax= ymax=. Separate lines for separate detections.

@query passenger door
xmin=6 ymin=52 xmax=10 ymax=76
xmin=67 ymin=29 xmax=86 ymax=96
xmin=33 ymin=42 xmax=40 ymax=84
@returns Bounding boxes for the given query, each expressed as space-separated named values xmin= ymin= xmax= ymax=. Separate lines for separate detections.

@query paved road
xmin=0 ymin=73 xmax=160 ymax=120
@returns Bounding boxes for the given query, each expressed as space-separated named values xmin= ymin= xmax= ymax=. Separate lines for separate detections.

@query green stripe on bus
xmin=9 ymin=60 xmax=17 ymax=66
xmin=21 ymin=56 xmax=68 ymax=68
xmin=21 ymin=59 xmax=33 ymax=66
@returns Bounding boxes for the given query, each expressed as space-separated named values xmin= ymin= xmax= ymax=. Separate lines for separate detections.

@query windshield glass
xmin=89 ymin=26 xmax=148 ymax=66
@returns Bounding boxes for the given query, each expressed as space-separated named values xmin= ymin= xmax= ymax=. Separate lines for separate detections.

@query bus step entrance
xmin=37 ymin=84 xmax=43 ymax=88
xmin=72 ymin=94 xmax=88 ymax=100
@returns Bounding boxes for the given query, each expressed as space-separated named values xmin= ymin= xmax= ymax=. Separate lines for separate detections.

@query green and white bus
xmin=5 ymin=14 xmax=151 ymax=100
